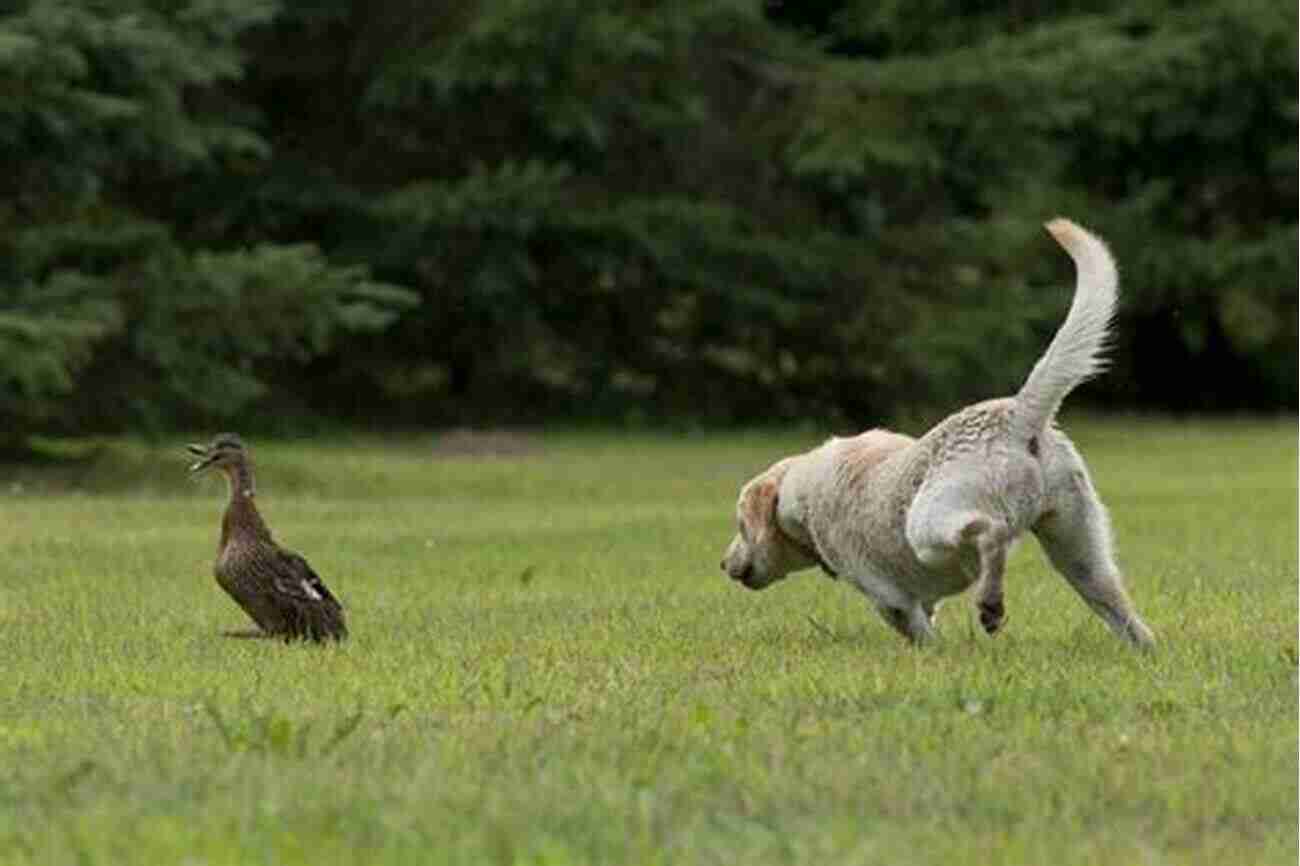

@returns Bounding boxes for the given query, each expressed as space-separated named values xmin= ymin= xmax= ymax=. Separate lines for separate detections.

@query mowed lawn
xmin=0 ymin=419 xmax=1294 ymax=865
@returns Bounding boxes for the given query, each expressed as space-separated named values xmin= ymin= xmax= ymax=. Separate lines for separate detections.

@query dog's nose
xmin=729 ymin=563 xmax=753 ymax=585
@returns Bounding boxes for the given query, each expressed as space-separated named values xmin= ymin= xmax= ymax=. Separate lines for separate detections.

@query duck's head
xmin=186 ymin=433 xmax=248 ymax=475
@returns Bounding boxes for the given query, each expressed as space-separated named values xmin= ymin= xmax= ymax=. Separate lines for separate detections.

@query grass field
xmin=0 ymin=418 xmax=1294 ymax=865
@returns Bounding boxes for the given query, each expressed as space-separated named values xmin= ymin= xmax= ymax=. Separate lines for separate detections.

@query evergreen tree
xmin=0 ymin=0 xmax=413 ymax=444
xmin=1 ymin=0 xmax=1292 ymax=441
xmin=787 ymin=0 xmax=1297 ymax=411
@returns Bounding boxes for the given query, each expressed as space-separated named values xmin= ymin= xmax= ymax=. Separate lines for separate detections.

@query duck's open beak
xmin=186 ymin=443 xmax=214 ymax=473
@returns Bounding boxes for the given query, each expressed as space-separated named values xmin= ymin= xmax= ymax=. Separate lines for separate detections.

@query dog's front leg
xmin=875 ymin=602 xmax=938 ymax=645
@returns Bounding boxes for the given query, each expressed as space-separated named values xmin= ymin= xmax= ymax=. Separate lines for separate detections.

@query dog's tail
xmin=1012 ymin=218 xmax=1118 ymax=443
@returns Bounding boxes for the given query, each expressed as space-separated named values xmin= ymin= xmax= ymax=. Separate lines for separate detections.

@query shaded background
xmin=1 ymin=0 xmax=1294 ymax=444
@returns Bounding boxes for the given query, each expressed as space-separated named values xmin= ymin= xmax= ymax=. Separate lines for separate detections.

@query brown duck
xmin=188 ymin=434 xmax=347 ymax=642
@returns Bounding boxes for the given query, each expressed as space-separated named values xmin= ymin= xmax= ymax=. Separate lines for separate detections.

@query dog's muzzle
xmin=722 ymin=560 xmax=757 ymax=589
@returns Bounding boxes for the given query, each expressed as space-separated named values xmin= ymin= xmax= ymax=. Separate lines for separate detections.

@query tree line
xmin=2 ymin=0 xmax=1294 ymax=445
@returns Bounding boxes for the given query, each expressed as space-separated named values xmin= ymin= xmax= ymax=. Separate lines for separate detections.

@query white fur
xmin=1013 ymin=218 xmax=1119 ymax=443
xmin=720 ymin=219 xmax=1155 ymax=648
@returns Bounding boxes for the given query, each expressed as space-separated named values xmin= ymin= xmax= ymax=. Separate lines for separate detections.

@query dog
xmin=720 ymin=218 xmax=1155 ymax=648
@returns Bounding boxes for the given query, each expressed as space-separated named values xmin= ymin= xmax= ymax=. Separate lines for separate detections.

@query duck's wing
xmin=268 ymin=548 xmax=349 ymax=642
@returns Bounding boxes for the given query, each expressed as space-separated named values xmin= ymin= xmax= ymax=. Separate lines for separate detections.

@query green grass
xmin=0 ymin=418 xmax=1294 ymax=865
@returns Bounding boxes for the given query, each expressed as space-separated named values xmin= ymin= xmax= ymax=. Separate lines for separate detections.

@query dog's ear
xmin=739 ymin=477 xmax=779 ymax=543
xmin=739 ymin=459 xmax=794 ymax=543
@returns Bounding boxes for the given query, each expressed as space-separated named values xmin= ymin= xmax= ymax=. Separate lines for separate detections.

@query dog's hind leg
xmin=906 ymin=498 xmax=986 ymax=570
xmin=974 ymin=528 xmax=1010 ymax=635
xmin=907 ymin=487 xmax=1010 ymax=631
xmin=1033 ymin=462 xmax=1155 ymax=649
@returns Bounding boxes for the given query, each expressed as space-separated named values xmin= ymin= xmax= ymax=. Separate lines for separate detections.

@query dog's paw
xmin=978 ymin=599 xmax=1005 ymax=636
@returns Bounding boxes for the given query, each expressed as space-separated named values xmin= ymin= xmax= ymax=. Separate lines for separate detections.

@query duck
xmin=187 ymin=433 xmax=347 ymax=642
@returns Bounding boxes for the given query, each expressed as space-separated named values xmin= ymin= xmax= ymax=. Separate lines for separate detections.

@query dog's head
xmin=720 ymin=457 xmax=817 ymax=590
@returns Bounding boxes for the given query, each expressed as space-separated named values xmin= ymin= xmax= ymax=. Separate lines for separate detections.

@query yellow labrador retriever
xmin=721 ymin=218 xmax=1155 ymax=648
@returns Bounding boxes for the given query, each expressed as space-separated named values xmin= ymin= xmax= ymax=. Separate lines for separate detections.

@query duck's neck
xmin=226 ymin=459 xmax=256 ymax=499
xmin=220 ymin=461 xmax=272 ymax=548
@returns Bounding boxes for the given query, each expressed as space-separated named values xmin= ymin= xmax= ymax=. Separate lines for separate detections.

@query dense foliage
xmin=1 ymin=0 xmax=1293 ymax=438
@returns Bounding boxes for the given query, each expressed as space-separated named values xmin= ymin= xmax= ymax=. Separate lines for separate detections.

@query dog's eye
xmin=737 ymin=518 xmax=749 ymax=542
